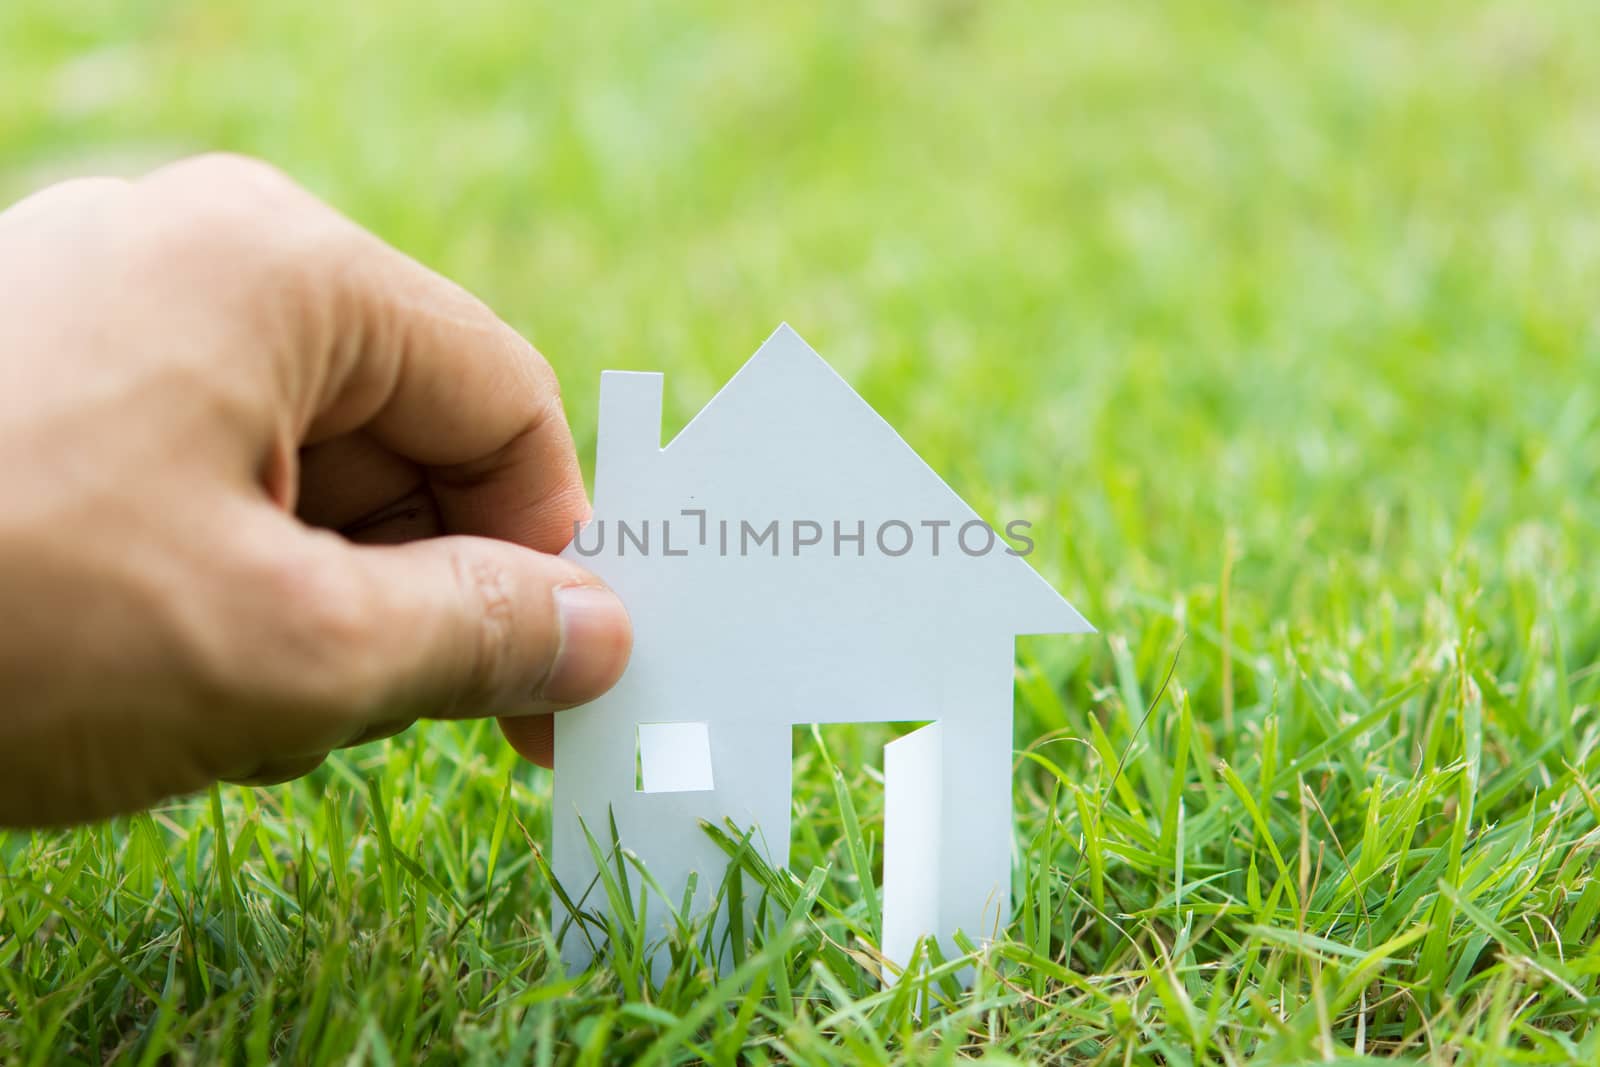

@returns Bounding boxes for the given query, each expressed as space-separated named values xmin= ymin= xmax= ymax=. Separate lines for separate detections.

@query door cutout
xmin=788 ymin=722 xmax=933 ymax=873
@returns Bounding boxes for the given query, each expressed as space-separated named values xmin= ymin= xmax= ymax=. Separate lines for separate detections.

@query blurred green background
xmin=3 ymin=1 xmax=1599 ymax=1062
xmin=5 ymin=0 xmax=1597 ymax=596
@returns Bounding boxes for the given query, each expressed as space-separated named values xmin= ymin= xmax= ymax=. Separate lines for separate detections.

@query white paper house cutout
xmin=553 ymin=324 xmax=1093 ymax=978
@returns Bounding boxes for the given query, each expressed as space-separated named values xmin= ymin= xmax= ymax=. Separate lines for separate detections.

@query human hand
xmin=0 ymin=154 xmax=631 ymax=827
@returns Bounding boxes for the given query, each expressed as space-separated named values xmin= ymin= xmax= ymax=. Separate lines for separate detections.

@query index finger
xmin=142 ymin=155 xmax=588 ymax=554
xmin=314 ymin=230 xmax=589 ymax=554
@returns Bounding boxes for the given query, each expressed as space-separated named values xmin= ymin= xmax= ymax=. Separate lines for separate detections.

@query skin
xmin=0 ymin=154 xmax=633 ymax=828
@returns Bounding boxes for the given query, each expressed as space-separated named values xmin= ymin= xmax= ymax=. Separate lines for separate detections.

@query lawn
xmin=3 ymin=1 xmax=1600 ymax=1062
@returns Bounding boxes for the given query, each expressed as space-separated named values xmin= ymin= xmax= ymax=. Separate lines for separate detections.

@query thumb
xmin=304 ymin=533 xmax=633 ymax=722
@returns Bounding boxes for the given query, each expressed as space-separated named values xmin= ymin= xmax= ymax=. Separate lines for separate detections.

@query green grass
xmin=3 ymin=0 xmax=1600 ymax=1062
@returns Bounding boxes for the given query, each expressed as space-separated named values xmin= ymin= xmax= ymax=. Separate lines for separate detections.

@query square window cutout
xmin=636 ymin=722 xmax=715 ymax=793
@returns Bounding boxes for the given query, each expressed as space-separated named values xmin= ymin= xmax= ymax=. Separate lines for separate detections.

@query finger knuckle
xmin=150 ymin=155 xmax=299 ymax=237
xmin=165 ymin=152 xmax=302 ymax=202
xmin=449 ymin=547 xmax=520 ymax=709
xmin=137 ymin=154 xmax=343 ymax=301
